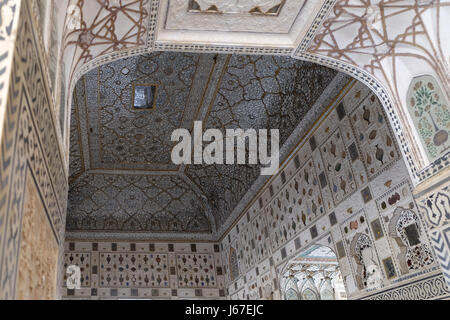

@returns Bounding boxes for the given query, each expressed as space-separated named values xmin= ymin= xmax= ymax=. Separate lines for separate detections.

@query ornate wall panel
xmin=0 ymin=0 xmax=20 ymax=145
xmin=229 ymin=247 xmax=239 ymax=281
xmin=176 ymin=253 xmax=217 ymax=288
xmin=61 ymin=240 xmax=225 ymax=299
xmin=419 ymin=183 xmax=450 ymax=230
xmin=0 ymin=0 xmax=67 ymax=299
xmin=220 ymin=79 xmax=441 ymax=300
xmin=99 ymin=252 xmax=169 ymax=288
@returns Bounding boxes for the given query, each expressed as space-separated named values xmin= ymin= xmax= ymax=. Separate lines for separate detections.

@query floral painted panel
xmin=407 ymin=75 xmax=450 ymax=162
xmin=99 ymin=253 xmax=170 ymax=288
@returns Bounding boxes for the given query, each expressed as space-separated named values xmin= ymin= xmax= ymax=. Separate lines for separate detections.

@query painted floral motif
xmin=407 ymin=75 xmax=450 ymax=162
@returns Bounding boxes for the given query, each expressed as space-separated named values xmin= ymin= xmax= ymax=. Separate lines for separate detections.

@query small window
xmin=132 ymin=83 xmax=157 ymax=110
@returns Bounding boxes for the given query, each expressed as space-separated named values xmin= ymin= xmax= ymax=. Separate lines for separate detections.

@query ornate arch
xmin=300 ymin=277 xmax=319 ymax=300
xmin=319 ymin=277 xmax=334 ymax=300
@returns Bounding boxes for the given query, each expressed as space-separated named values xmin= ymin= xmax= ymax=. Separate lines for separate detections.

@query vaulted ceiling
xmin=62 ymin=0 xmax=331 ymax=90
xmin=67 ymin=52 xmax=346 ymax=241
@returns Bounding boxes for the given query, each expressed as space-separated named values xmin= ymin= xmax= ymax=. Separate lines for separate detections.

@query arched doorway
xmin=280 ymin=245 xmax=347 ymax=300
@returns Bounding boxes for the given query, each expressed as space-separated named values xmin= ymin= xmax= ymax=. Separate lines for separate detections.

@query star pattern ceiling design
xmin=68 ymin=52 xmax=341 ymax=239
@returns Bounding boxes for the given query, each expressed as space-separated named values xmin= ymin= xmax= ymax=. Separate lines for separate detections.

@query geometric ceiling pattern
xmin=60 ymin=0 xmax=450 ymax=190
xmin=67 ymin=52 xmax=341 ymax=240
xmin=62 ymin=0 xmax=328 ymax=91
xmin=70 ymin=52 xmax=212 ymax=175
xmin=69 ymin=52 xmax=217 ymax=237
